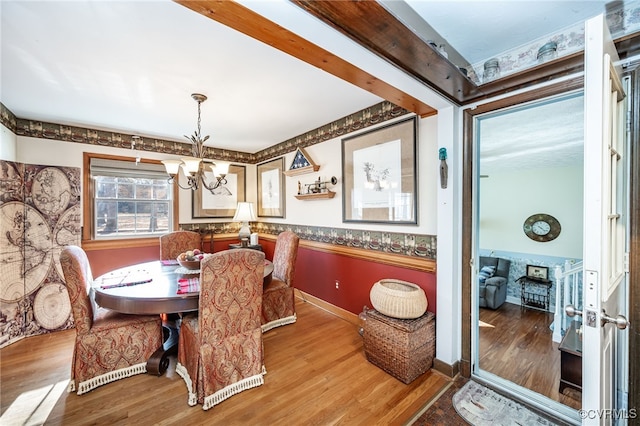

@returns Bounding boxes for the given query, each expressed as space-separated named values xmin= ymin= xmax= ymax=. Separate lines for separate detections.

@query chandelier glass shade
xmin=162 ymin=93 xmax=229 ymax=192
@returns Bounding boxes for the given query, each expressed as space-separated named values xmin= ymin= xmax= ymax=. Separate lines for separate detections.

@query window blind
xmin=90 ymin=158 xmax=167 ymax=180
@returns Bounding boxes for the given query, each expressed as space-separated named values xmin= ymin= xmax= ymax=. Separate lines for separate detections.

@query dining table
xmin=92 ymin=258 xmax=274 ymax=375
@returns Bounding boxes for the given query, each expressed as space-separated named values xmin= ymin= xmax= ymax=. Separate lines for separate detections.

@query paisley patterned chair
xmin=176 ymin=249 xmax=266 ymax=410
xmin=59 ymin=245 xmax=163 ymax=395
xmin=261 ymin=231 xmax=300 ymax=332
xmin=159 ymin=230 xmax=202 ymax=260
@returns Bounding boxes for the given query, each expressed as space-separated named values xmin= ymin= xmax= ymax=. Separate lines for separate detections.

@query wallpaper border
xmin=0 ymin=101 xmax=408 ymax=165
xmin=181 ymin=221 xmax=436 ymax=260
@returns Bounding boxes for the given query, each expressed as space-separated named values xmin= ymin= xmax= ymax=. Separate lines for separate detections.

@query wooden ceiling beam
xmin=174 ymin=0 xmax=437 ymax=117
xmin=177 ymin=2 xmax=640 ymax=111
xmin=290 ymin=0 xmax=481 ymax=105
xmin=287 ymin=1 xmax=614 ymax=105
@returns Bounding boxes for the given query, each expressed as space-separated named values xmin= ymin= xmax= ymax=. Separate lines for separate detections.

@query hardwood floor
xmin=479 ymin=302 xmax=582 ymax=410
xmin=1 ymin=298 xmax=449 ymax=425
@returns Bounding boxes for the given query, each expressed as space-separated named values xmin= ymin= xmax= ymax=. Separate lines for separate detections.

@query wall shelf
xmin=295 ymin=191 xmax=336 ymax=200
xmin=295 ymin=176 xmax=338 ymax=199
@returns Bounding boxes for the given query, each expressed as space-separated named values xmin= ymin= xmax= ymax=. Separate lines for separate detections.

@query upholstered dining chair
xmin=159 ymin=230 xmax=202 ymax=260
xmin=176 ymin=249 xmax=266 ymax=410
xmin=59 ymin=245 xmax=163 ymax=395
xmin=261 ymin=231 xmax=300 ymax=332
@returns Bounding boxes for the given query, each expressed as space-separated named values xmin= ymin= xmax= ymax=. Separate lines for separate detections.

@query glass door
xmin=471 ymin=91 xmax=584 ymax=424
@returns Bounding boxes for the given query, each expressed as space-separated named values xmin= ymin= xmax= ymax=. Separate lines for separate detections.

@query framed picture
xmin=342 ymin=116 xmax=418 ymax=224
xmin=192 ymin=164 xmax=246 ymax=218
xmin=257 ymin=157 xmax=285 ymax=217
xmin=526 ymin=265 xmax=549 ymax=280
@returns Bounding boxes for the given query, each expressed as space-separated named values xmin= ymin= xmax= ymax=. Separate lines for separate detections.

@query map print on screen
xmin=0 ymin=161 xmax=80 ymax=347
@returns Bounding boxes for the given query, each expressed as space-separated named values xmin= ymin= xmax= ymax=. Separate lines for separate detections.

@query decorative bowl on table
xmin=177 ymin=249 xmax=205 ymax=270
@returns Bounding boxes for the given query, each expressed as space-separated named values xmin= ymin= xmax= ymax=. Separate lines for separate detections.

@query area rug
xmin=452 ymin=380 xmax=559 ymax=425
xmin=410 ymin=375 xmax=470 ymax=425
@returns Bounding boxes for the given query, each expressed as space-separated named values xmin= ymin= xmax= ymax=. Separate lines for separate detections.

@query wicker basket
xmin=369 ymin=279 xmax=428 ymax=319
xmin=363 ymin=308 xmax=435 ymax=384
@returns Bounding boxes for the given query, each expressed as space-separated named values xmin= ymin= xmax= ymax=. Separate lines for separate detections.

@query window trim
xmin=82 ymin=152 xmax=178 ymax=248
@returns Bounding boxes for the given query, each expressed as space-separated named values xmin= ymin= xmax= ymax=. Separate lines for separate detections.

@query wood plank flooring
xmin=1 ymin=298 xmax=448 ymax=425
xmin=479 ymin=302 xmax=581 ymax=410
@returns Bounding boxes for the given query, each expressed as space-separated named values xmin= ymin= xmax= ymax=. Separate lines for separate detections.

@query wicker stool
xmin=363 ymin=308 xmax=435 ymax=384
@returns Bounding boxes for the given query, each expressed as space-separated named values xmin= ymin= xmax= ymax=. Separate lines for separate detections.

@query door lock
xmin=566 ymin=305 xmax=629 ymax=329
xmin=585 ymin=310 xmax=597 ymax=328
xmin=565 ymin=305 xmax=596 ymax=327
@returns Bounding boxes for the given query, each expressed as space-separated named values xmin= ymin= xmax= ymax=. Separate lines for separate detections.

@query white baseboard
xmin=505 ymin=296 xmax=555 ymax=314
xmin=506 ymin=295 xmax=521 ymax=306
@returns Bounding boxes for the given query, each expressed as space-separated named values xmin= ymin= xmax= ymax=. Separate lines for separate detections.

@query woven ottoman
xmin=363 ymin=308 xmax=435 ymax=384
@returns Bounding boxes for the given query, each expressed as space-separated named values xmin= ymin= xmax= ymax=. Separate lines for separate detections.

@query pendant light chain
xmin=196 ymin=99 xmax=202 ymax=140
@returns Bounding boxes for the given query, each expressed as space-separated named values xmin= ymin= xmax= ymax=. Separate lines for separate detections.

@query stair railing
xmin=552 ymin=260 xmax=583 ymax=343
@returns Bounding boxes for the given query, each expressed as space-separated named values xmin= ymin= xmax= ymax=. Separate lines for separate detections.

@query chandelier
xmin=162 ymin=93 xmax=229 ymax=192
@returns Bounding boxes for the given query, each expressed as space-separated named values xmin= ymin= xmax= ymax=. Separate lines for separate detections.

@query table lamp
xmin=233 ymin=202 xmax=256 ymax=245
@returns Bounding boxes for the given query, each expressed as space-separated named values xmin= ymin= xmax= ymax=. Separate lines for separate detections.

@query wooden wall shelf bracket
xmin=295 ymin=190 xmax=336 ymax=200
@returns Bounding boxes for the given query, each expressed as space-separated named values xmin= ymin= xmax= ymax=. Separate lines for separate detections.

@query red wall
xmin=86 ymin=238 xmax=239 ymax=277
xmin=257 ymin=239 xmax=436 ymax=315
xmin=87 ymin=245 xmax=159 ymax=278
xmin=85 ymin=237 xmax=437 ymax=316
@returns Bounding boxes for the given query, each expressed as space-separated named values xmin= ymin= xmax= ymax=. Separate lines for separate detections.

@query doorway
xmin=459 ymin=20 xmax=639 ymax=423
xmin=460 ymin=79 xmax=585 ymax=424
xmin=461 ymin=65 xmax=637 ymax=423
xmin=474 ymin=90 xmax=584 ymax=409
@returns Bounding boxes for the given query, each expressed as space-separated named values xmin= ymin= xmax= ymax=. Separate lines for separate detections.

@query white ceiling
xmin=479 ymin=93 xmax=584 ymax=175
xmin=1 ymin=0 xmax=382 ymax=153
xmin=1 ymin=1 xmax=605 ymax=155
xmin=404 ymin=0 xmax=606 ymax=65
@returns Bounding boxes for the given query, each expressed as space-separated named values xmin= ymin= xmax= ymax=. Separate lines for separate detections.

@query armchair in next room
xmin=478 ymin=256 xmax=511 ymax=310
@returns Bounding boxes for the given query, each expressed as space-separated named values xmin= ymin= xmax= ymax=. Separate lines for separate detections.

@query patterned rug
xmin=452 ymin=380 xmax=560 ymax=425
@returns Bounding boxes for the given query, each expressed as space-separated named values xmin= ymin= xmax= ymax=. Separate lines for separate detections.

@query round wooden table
xmin=93 ymin=259 xmax=273 ymax=375
xmin=93 ymin=260 xmax=273 ymax=315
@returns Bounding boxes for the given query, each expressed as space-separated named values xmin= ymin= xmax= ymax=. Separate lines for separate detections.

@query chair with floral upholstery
xmin=261 ymin=231 xmax=300 ymax=332
xmin=59 ymin=245 xmax=164 ymax=395
xmin=159 ymin=230 xmax=202 ymax=260
xmin=176 ymin=249 xmax=266 ymax=410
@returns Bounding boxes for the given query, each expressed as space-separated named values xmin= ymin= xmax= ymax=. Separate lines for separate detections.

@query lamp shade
xmin=213 ymin=161 xmax=230 ymax=177
xmin=233 ymin=202 xmax=256 ymax=222
xmin=180 ymin=157 xmax=201 ymax=175
xmin=161 ymin=159 xmax=182 ymax=175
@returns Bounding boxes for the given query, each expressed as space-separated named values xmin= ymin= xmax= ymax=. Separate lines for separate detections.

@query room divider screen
xmin=0 ymin=160 xmax=81 ymax=347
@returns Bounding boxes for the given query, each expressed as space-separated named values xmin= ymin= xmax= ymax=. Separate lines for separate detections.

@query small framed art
xmin=526 ymin=265 xmax=549 ymax=281
xmin=257 ymin=157 xmax=285 ymax=217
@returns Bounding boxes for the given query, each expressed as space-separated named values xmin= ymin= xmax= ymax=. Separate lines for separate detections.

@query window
xmin=88 ymin=156 xmax=174 ymax=239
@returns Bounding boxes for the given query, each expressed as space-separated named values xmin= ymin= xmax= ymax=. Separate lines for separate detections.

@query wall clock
xmin=523 ymin=213 xmax=561 ymax=242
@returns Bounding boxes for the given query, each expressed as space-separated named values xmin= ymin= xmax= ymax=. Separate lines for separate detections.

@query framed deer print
xmin=342 ymin=116 xmax=417 ymax=224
